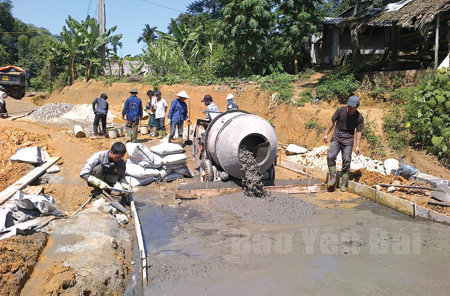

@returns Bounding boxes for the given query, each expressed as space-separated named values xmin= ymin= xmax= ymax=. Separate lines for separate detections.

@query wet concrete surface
xmin=133 ymin=187 xmax=450 ymax=296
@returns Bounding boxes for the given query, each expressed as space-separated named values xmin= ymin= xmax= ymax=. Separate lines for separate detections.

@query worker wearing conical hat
xmin=167 ymin=90 xmax=191 ymax=143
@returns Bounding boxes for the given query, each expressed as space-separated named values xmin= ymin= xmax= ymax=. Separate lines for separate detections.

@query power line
xmin=141 ymin=0 xmax=184 ymax=13
xmin=87 ymin=0 xmax=93 ymax=17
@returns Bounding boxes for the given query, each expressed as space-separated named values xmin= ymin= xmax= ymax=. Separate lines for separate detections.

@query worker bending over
xmin=80 ymin=142 xmax=132 ymax=196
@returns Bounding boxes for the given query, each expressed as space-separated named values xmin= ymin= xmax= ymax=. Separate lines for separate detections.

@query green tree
xmin=220 ymin=0 xmax=274 ymax=76
xmin=276 ymin=0 xmax=323 ymax=75
xmin=137 ymin=24 xmax=158 ymax=45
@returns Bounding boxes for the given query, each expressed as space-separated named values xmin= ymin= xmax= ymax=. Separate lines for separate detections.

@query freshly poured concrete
xmin=133 ymin=189 xmax=450 ymax=296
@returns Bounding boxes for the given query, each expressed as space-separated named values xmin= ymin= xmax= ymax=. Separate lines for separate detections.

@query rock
xmin=374 ymin=185 xmax=382 ymax=191
xmin=115 ymin=214 xmax=128 ymax=225
xmin=384 ymin=158 xmax=400 ymax=175
xmin=387 ymin=186 xmax=396 ymax=193
xmin=392 ymin=180 xmax=401 ymax=186
xmin=285 ymin=144 xmax=308 ymax=155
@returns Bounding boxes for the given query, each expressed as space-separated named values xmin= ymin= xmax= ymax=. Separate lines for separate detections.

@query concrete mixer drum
xmin=194 ymin=110 xmax=277 ymax=182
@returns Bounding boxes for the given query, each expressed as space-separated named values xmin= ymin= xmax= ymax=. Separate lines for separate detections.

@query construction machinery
xmin=0 ymin=66 xmax=26 ymax=99
xmin=193 ymin=110 xmax=277 ymax=182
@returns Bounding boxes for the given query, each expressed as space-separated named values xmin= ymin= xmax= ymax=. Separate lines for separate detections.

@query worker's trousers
xmin=327 ymin=141 xmax=353 ymax=175
xmin=169 ymin=121 xmax=183 ymax=139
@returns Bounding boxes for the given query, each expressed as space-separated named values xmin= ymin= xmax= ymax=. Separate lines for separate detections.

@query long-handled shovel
xmin=185 ymin=97 xmax=192 ymax=145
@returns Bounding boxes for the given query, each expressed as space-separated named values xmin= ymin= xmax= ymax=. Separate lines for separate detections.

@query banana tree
xmin=67 ymin=16 xmax=119 ymax=81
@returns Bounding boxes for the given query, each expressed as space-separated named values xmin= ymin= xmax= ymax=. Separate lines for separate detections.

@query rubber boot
xmin=157 ymin=130 xmax=162 ymax=138
xmin=131 ymin=131 xmax=137 ymax=143
xmin=161 ymin=130 xmax=166 ymax=138
xmin=327 ymin=166 xmax=337 ymax=187
xmin=168 ymin=135 xmax=172 ymax=143
xmin=151 ymin=126 xmax=157 ymax=137
xmin=126 ymin=130 xmax=132 ymax=142
xmin=340 ymin=173 xmax=349 ymax=192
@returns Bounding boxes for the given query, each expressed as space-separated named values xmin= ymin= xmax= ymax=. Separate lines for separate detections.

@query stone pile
xmin=286 ymin=145 xmax=396 ymax=175
xmin=29 ymin=103 xmax=74 ymax=121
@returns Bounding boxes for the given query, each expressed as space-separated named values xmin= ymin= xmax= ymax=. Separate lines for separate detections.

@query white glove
xmin=121 ymin=183 xmax=132 ymax=192
xmin=167 ymin=119 xmax=171 ymax=125
xmin=87 ymin=175 xmax=110 ymax=190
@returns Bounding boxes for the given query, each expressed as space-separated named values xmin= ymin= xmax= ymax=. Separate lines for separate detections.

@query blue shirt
xmin=122 ymin=95 xmax=143 ymax=121
xmin=92 ymin=98 xmax=109 ymax=115
xmin=168 ymin=98 xmax=188 ymax=123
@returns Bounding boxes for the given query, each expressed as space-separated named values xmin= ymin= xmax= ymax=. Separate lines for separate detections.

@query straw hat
xmin=176 ymin=90 xmax=190 ymax=99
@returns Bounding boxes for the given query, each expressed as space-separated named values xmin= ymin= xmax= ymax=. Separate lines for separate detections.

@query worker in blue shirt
xmin=167 ymin=90 xmax=191 ymax=143
xmin=122 ymin=88 xmax=143 ymax=142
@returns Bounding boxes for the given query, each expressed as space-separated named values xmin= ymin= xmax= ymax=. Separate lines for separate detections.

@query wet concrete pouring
xmin=133 ymin=184 xmax=450 ymax=296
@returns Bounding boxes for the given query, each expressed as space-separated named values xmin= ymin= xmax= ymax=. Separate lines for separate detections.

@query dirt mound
xmin=0 ymin=232 xmax=47 ymax=296
xmin=0 ymin=127 xmax=53 ymax=192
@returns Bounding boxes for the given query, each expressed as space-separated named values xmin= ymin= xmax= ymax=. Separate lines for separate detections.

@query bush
xmin=315 ymin=74 xmax=360 ymax=101
xmin=404 ymin=69 xmax=450 ymax=165
xmin=297 ymin=89 xmax=314 ymax=107
xmin=390 ymin=87 xmax=415 ymax=103
xmin=259 ymin=72 xmax=298 ymax=103
xmin=383 ymin=107 xmax=409 ymax=151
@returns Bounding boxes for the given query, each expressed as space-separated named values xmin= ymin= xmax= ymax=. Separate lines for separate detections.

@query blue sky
xmin=12 ymin=0 xmax=194 ymax=56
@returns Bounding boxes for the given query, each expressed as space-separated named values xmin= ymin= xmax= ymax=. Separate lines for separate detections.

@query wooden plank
xmin=130 ymin=199 xmax=147 ymax=286
xmin=0 ymin=157 xmax=60 ymax=205
xmin=279 ymin=159 xmax=328 ymax=181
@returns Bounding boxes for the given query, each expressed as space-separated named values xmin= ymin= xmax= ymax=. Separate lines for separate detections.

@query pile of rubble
xmin=27 ymin=103 xmax=115 ymax=125
xmin=285 ymin=144 xmax=396 ymax=175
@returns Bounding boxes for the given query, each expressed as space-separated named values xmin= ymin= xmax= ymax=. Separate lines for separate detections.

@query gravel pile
xmin=29 ymin=103 xmax=75 ymax=121
xmin=214 ymin=192 xmax=315 ymax=225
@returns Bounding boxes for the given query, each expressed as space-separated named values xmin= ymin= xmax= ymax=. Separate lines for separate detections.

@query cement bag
xmin=126 ymin=176 xmax=155 ymax=187
xmin=10 ymin=146 xmax=43 ymax=164
xmin=12 ymin=191 xmax=63 ymax=216
xmin=158 ymin=169 xmax=171 ymax=178
xmin=384 ymin=158 xmax=399 ymax=175
xmin=174 ymin=166 xmax=194 ymax=178
xmin=163 ymin=163 xmax=187 ymax=170
xmin=126 ymin=162 xmax=161 ymax=178
xmin=162 ymin=153 xmax=187 ymax=165
xmin=150 ymin=143 xmax=184 ymax=156
xmin=126 ymin=143 xmax=155 ymax=165
xmin=127 ymin=156 xmax=162 ymax=169
xmin=162 ymin=172 xmax=184 ymax=182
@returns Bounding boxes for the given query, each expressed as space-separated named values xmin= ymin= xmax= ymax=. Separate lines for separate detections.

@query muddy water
xmin=134 ymin=190 xmax=450 ymax=296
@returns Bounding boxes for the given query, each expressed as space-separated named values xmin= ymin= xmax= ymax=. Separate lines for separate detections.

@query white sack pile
xmin=125 ymin=143 xmax=193 ymax=187
xmin=286 ymin=145 xmax=399 ymax=175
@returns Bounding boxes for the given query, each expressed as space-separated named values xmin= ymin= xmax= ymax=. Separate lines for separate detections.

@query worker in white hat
xmin=167 ymin=90 xmax=191 ymax=143
xmin=226 ymin=93 xmax=239 ymax=111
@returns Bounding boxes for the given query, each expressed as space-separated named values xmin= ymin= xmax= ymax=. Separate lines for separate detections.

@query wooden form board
xmin=0 ymin=157 xmax=60 ymax=205
xmin=131 ymin=199 xmax=147 ymax=288
xmin=279 ymin=159 xmax=328 ymax=182
xmin=348 ymin=180 xmax=450 ymax=225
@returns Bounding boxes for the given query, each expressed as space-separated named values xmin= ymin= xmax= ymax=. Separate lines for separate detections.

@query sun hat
xmin=130 ymin=88 xmax=138 ymax=94
xmin=176 ymin=90 xmax=190 ymax=99
xmin=347 ymin=96 xmax=360 ymax=108
xmin=202 ymin=94 xmax=212 ymax=102
xmin=226 ymin=93 xmax=234 ymax=100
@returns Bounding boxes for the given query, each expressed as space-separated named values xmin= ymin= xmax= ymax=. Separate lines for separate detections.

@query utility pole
xmin=98 ymin=0 xmax=106 ymax=66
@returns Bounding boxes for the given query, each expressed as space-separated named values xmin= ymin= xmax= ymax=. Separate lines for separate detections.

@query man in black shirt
xmin=323 ymin=96 xmax=364 ymax=191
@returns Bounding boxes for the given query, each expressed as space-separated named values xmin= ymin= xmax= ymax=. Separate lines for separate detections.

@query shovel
xmin=380 ymin=183 xmax=450 ymax=202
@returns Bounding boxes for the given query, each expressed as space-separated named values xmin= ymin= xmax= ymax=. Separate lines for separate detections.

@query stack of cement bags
xmin=150 ymin=143 xmax=194 ymax=182
xmin=125 ymin=143 xmax=193 ymax=187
